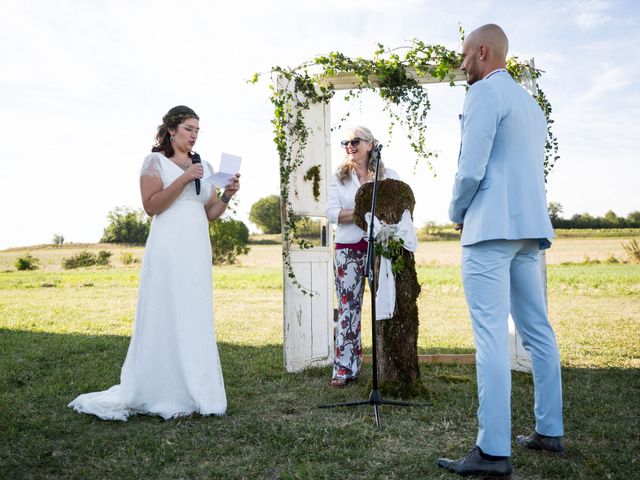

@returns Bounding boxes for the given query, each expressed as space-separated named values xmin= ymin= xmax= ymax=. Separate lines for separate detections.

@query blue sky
xmin=1 ymin=0 xmax=638 ymax=249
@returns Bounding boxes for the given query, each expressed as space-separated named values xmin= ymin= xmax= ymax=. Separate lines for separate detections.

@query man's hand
xmin=455 ymin=223 xmax=463 ymax=232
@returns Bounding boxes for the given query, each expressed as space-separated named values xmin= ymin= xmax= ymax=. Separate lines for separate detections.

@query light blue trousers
xmin=462 ymin=239 xmax=564 ymax=456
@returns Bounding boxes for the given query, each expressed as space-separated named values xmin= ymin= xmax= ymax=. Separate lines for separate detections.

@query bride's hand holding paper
xmin=203 ymin=152 xmax=242 ymax=188
xmin=223 ymin=173 xmax=241 ymax=196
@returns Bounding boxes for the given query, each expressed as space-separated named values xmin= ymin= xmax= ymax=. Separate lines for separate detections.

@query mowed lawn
xmin=0 ymin=237 xmax=638 ymax=479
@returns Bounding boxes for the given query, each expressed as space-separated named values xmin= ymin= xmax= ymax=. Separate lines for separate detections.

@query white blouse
xmin=326 ymin=168 xmax=400 ymax=244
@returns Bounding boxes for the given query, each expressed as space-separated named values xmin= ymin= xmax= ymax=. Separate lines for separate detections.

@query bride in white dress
xmin=69 ymin=105 xmax=240 ymax=421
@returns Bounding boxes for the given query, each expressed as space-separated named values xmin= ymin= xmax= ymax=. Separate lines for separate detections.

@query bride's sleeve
xmin=140 ymin=153 xmax=162 ymax=178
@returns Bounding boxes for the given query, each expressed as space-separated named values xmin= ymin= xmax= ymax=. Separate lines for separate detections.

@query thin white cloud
xmin=569 ymin=0 xmax=640 ymax=29
xmin=575 ymin=11 xmax=611 ymax=28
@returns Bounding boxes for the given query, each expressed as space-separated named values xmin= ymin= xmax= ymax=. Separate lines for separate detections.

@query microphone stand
xmin=319 ymin=144 xmax=423 ymax=428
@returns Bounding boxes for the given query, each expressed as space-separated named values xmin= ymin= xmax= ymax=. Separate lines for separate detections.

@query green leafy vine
xmin=506 ymin=57 xmax=559 ymax=180
xmin=252 ymin=35 xmax=558 ymax=294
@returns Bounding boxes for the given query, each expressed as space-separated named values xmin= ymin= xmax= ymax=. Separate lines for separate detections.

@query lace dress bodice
xmin=140 ymin=152 xmax=215 ymax=205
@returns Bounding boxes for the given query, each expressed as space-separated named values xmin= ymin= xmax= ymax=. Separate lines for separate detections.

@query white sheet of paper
xmin=203 ymin=152 xmax=242 ymax=187
xmin=205 ymin=172 xmax=235 ymax=187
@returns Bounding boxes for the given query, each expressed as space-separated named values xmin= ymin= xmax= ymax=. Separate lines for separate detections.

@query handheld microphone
xmin=190 ymin=152 xmax=201 ymax=195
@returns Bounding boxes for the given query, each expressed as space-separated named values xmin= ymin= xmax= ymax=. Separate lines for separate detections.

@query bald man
xmin=437 ymin=24 xmax=564 ymax=478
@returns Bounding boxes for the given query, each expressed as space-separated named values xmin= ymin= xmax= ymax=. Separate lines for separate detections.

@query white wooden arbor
xmin=280 ymin=63 xmax=544 ymax=373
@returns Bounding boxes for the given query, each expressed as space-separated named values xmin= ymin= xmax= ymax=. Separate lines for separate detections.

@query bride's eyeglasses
xmin=340 ymin=138 xmax=366 ymax=148
xmin=179 ymin=125 xmax=200 ymax=134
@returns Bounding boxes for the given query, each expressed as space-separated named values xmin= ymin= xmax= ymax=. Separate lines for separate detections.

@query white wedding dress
xmin=68 ymin=152 xmax=227 ymax=421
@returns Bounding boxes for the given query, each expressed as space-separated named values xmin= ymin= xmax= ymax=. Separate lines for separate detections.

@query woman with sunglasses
xmin=69 ymin=105 xmax=240 ymax=420
xmin=326 ymin=126 xmax=400 ymax=387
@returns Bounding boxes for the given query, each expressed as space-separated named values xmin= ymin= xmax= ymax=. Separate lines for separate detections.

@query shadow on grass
xmin=1 ymin=328 xmax=638 ymax=479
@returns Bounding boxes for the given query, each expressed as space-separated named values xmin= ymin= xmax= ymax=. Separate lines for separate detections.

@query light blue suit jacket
xmin=449 ymin=70 xmax=554 ymax=247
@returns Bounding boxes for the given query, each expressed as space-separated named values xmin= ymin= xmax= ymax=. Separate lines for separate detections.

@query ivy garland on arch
xmin=252 ymin=36 xmax=559 ymax=294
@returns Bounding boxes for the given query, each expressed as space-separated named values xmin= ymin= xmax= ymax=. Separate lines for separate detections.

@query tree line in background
xmin=72 ymin=199 xmax=640 ymax=255
xmin=238 ymin=195 xmax=640 ymax=260
xmin=247 ymin=196 xmax=640 ymax=234
xmin=20 ymin=198 xmax=637 ymax=272
xmin=548 ymin=202 xmax=640 ymax=229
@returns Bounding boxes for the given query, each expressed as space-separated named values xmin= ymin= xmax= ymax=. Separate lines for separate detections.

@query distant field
xmin=3 ymin=234 xmax=637 ymax=272
xmin=0 ymin=243 xmax=145 ymax=272
xmin=554 ymin=228 xmax=640 ymax=237
xmin=2 ymin=238 xmax=638 ymax=360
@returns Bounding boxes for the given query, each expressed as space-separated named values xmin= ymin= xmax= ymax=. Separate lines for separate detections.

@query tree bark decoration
xmin=353 ymin=179 xmax=424 ymax=397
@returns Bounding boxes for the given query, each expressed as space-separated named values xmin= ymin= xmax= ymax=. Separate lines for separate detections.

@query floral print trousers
xmin=333 ymin=247 xmax=366 ymax=380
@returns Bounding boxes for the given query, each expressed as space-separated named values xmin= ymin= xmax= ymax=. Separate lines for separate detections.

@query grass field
xmin=1 ymin=237 xmax=639 ymax=479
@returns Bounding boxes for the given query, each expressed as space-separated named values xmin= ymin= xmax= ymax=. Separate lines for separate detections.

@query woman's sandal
xmin=329 ymin=377 xmax=352 ymax=388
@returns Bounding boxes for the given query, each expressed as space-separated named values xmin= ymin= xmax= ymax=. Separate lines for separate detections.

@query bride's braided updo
xmin=152 ymin=105 xmax=199 ymax=158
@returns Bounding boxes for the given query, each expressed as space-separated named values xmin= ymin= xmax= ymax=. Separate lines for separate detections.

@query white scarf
xmin=365 ymin=209 xmax=418 ymax=320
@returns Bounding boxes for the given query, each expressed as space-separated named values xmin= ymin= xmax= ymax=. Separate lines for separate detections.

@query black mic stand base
xmin=319 ymin=386 xmax=425 ymax=429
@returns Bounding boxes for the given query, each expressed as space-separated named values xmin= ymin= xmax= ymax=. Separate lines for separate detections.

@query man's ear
xmin=479 ymin=44 xmax=488 ymax=60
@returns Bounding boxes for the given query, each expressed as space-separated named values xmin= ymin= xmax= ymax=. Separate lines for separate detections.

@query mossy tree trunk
xmin=353 ymin=179 xmax=422 ymax=396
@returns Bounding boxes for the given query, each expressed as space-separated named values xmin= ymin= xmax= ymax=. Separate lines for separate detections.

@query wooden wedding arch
xmin=254 ymin=43 xmax=555 ymax=373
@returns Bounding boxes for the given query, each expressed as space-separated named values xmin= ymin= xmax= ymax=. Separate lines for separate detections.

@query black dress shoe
xmin=436 ymin=446 xmax=512 ymax=477
xmin=516 ymin=431 xmax=565 ymax=455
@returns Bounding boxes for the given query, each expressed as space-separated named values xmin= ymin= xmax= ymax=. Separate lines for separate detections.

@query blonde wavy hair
xmin=336 ymin=126 xmax=386 ymax=184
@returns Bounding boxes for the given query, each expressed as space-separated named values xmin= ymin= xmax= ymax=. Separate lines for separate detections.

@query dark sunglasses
xmin=340 ymin=137 xmax=366 ymax=148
